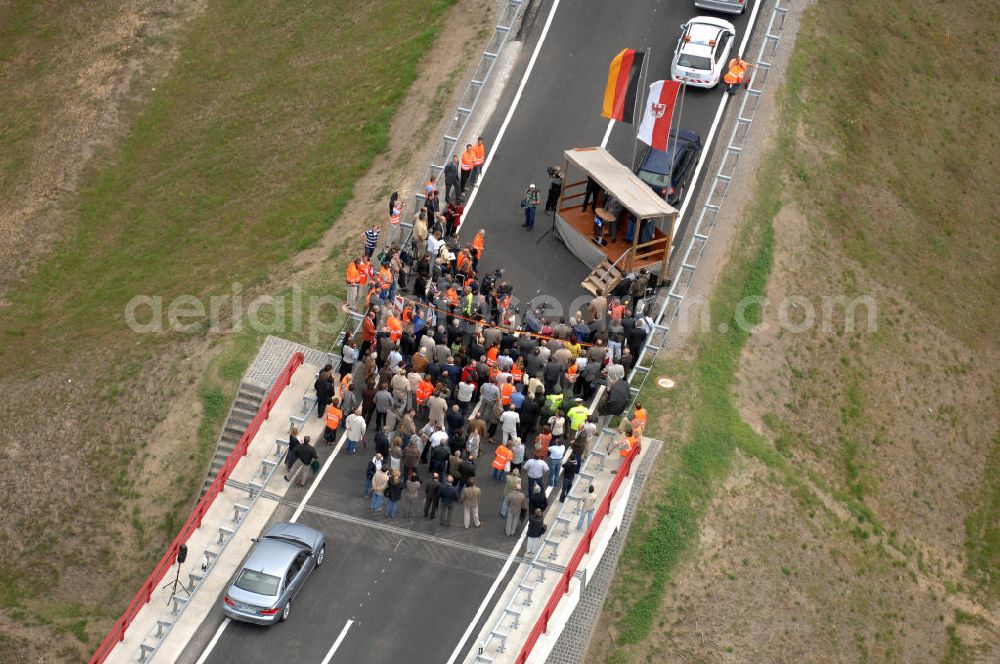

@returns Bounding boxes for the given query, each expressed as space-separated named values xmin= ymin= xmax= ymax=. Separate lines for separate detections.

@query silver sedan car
xmin=222 ymin=522 xmax=326 ymax=624
xmin=694 ymin=0 xmax=749 ymax=15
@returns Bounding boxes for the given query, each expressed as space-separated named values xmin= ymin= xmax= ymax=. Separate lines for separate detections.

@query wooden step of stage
xmin=582 ymin=259 xmax=623 ymax=297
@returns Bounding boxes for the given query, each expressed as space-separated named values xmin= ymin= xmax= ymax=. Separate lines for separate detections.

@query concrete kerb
xmin=464 ymin=436 xmax=656 ymax=664
xmin=105 ymin=362 xmax=325 ymax=664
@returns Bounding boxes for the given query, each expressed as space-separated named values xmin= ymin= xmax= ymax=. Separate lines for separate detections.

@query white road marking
xmin=320 ymin=619 xmax=355 ymax=664
xmin=291 ymin=428 xmax=348 ymax=523
xmin=457 ymin=0 xmax=564 ymax=230
xmin=193 ymin=618 xmax=230 ymax=664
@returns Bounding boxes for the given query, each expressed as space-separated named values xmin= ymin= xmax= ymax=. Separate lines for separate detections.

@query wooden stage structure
xmin=554 ymin=147 xmax=678 ymax=296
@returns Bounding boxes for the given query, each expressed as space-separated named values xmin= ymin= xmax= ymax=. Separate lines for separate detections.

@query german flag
xmin=601 ymin=48 xmax=645 ymax=123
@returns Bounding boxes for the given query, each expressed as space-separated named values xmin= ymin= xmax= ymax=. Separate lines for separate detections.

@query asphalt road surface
xmin=466 ymin=0 xmax=760 ymax=313
xmin=185 ymin=1 xmax=762 ymax=663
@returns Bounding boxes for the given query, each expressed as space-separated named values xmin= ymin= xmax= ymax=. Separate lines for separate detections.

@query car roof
xmin=242 ymin=538 xmax=301 ymax=577
xmin=680 ymin=19 xmax=733 ymax=58
xmin=262 ymin=521 xmax=321 ymax=549
xmin=639 ymin=130 xmax=702 ymax=175
xmin=680 ymin=41 xmax=714 ymax=58
xmin=687 ymin=15 xmax=736 ymax=32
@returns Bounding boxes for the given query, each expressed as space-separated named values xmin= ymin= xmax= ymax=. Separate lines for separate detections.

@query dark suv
xmin=635 ymin=128 xmax=703 ymax=207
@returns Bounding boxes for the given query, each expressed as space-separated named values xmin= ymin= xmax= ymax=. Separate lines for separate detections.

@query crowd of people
xmin=289 ymin=155 xmax=652 ymax=542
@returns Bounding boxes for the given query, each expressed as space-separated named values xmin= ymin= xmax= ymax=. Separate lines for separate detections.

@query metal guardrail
xmin=474 ymin=433 xmax=640 ymax=662
xmin=627 ymin=0 xmax=789 ymax=396
xmin=89 ymin=353 xmax=304 ymax=664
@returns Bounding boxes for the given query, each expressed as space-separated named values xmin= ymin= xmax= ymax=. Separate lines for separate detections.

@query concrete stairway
xmin=200 ymin=382 xmax=267 ymax=496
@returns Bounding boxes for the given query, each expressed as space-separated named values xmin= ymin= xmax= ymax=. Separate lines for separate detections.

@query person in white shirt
xmin=387 ymin=348 xmax=402 ymax=371
xmin=426 ymin=231 xmax=442 ymax=258
xmin=429 ymin=427 xmax=449 ymax=450
xmin=523 ymin=455 xmax=548 ymax=495
xmin=457 ymin=379 xmax=476 ymax=414
xmin=548 ymin=413 xmax=566 ymax=438
xmin=547 ymin=440 xmax=566 ymax=488
xmin=498 ymin=405 xmax=520 ymax=445
xmin=345 ymin=409 xmax=366 ymax=454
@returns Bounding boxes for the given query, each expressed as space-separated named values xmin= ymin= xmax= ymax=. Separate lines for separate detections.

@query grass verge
xmin=965 ymin=428 xmax=1000 ymax=597
xmin=605 ymin=109 xmax=786 ymax=660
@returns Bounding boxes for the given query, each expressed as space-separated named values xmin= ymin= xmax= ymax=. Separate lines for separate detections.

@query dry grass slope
xmin=591 ymin=0 xmax=1000 ymax=662
xmin=0 ymin=1 xmax=466 ymax=661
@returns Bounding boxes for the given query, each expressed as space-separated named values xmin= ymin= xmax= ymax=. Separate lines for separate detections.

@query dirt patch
xmin=0 ymin=0 xmax=207 ymax=300
xmin=739 ymin=201 xmax=999 ymax=558
xmin=647 ymin=456 xmax=1000 ymax=663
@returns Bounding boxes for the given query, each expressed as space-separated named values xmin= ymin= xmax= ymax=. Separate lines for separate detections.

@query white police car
xmin=670 ymin=16 xmax=737 ymax=88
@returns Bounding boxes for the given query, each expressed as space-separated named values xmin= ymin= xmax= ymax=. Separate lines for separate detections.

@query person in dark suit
xmin=424 ymin=472 xmax=441 ymax=519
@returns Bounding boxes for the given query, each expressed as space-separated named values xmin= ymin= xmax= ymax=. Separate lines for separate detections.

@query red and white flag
xmin=636 ymin=80 xmax=681 ymax=152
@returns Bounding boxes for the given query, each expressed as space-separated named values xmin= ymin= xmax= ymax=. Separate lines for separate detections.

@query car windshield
xmin=677 ymin=53 xmax=712 ymax=70
xmin=638 ymin=169 xmax=671 ymax=190
xmin=234 ymin=569 xmax=281 ymax=596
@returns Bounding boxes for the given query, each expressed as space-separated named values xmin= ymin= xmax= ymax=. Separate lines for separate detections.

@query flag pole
xmin=630 ymin=48 xmax=651 ymax=172
xmin=666 ymin=81 xmax=687 ymax=202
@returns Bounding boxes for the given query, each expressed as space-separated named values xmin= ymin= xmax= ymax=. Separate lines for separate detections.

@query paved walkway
xmin=244 ymin=335 xmax=330 ymax=390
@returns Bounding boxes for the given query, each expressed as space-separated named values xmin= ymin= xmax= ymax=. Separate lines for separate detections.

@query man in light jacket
xmin=461 ymin=478 xmax=482 ymax=529
xmin=345 ymin=408 xmax=366 ymax=455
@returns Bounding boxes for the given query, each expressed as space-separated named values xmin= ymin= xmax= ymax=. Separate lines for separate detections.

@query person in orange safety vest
xmin=630 ymin=401 xmax=648 ymax=436
xmin=724 ymin=56 xmax=751 ymax=95
xmin=608 ymin=426 xmax=637 ymax=458
xmin=485 ymin=344 xmax=499 ymax=367
xmin=416 ymin=376 xmax=435 ymax=408
xmin=618 ymin=433 xmax=637 ymax=458
xmin=323 ymin=398 xmax=343 ymax=444
xmin=471 ymin=136 xmax=486 ymax=186
xmin=386 ymin=314 xmax=402 ymax=343
xmin=471 ymin=229 xmax=485 ymax=271
xmin=492 ymin=442 xmax=513 ymax=480
xmin=345 ymin=258 xmax=362 ymax=311
xmin=378 ymin=264 xmax=392 ymax=300
xmin=445 ymin=284 xmax=459 ymax=308
xmin=500 ymin=377 xmax=515 ymax=406
xmin=358 ymin=257 xmax=371 ymax=287
xmin=460 ymin=143 xmax=475 ymax=192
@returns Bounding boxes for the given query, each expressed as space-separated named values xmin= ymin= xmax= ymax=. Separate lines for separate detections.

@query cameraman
xmin=545 ymin=166 xmax=563 ymax=212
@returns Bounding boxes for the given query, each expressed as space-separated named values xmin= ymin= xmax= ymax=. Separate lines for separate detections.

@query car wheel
xmin=280 ymin=600 xmax=291 ymax=622
xmin=316 ymin=544 xmax=326 ymax=567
